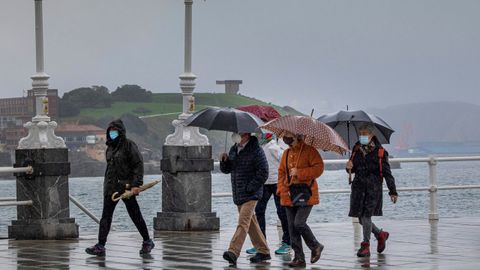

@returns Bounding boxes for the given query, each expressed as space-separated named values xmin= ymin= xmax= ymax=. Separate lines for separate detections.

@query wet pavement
xmin=0 ymin=217 xmax=479 ymax=269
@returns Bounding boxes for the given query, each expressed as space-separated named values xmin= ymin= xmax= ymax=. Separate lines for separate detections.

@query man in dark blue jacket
xmin=85 ymin=119 xmax=154 ymax=256
xmin=220 ymin=133 xmax=271 ymax=265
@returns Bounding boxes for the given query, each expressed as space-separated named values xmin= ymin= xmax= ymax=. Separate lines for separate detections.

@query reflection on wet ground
xmin=0 ymin=217 xmax=479 ymax=269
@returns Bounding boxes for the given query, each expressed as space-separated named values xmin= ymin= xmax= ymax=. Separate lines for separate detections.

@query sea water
xmin=0 ymin=161 xmax=479 ymax=236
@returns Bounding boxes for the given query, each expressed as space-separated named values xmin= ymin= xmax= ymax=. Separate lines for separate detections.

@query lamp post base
xmin=18 ymin=121 xmax=66 ymax=149
xmin=154 ymin=145 xmax=219 ymax=232
xmin=164 ymin=119 xmax=209 ymax=146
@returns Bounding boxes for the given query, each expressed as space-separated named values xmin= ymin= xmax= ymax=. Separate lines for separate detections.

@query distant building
xmin=0 ymin=89 xmax=59 ymax=120
xmin=55 ymin=123 xmax=107 ymax=161
xmin=0 ymin=89 xmax=59 ymax=151
xmin=56 ymin=123 xmax=105 ymax=148
xmin=216 ymin=80 xmax=243 ymax=95
xmin=26 ymin=89 xmax=60 ymax=120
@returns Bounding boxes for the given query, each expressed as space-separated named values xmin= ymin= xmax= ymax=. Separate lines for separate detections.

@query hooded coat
xmin=103 ymin=119 xmax=144 ymax=197
xmin=348 ymin=137 xmax=398 ymax=217
xmin=220 ymin=136 xmax=269 ymax=205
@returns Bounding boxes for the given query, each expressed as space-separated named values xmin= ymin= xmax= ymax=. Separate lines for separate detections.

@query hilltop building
xmin=216 ymin=80 xmax=242 ymax=95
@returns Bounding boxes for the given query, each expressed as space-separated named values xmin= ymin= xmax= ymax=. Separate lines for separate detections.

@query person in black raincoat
xmin=86 ymin=119 xmax=154 ymax=256
xmin=346 ymin=124 xmax=398 ymax=257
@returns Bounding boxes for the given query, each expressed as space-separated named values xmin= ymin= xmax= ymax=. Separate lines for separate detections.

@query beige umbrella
xmin=260 ymin=115 xmax=349 ymax=155
xmin=111 ymin=180 xmax=161 ymax=202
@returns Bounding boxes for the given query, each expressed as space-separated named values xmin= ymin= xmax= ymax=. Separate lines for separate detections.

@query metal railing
xmin=69 ymin=195 xmax=101 ymax=225
xmin=0 ymin=166 xmax=34 ymax=207
xmin=0 ymin=165 xmax=102 ymax=226
xmin=0 ymin=200 xmax=33 ymax=207
xmin=2 ymin=195 xmax=104 ymax=227
xmin=213 ymin=156 xmax=480 ymax=220
xmin=0 ymin=166 xmax=33 ymax=174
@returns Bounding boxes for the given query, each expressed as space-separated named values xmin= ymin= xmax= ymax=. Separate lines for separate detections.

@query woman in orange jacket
xmin=277 ymin=131 xmax=325 ymax=268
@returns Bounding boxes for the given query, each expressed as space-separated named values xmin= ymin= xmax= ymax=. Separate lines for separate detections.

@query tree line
xmin=59 ymin=84 xmax=153 ymax=117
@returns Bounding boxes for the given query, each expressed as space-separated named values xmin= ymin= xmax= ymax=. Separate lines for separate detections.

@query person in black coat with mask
xmin=346 ymin=124 xmax=398 ymax=258
xmin=86 ymin=119 xmax=154 ymax=256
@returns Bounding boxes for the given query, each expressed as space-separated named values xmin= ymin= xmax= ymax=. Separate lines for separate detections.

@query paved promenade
xmin=0 ymin=217 xmax=479 ymax=269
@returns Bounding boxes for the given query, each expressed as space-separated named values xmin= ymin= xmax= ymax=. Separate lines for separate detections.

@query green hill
xmin=63 ymin=92 xmax=303 ymax=160
xmin=77 ymin=93 xmax=300 ymax=119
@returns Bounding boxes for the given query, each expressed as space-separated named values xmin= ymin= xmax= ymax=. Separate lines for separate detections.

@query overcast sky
xmin=1 ymin=0 xmax=479 ymax=115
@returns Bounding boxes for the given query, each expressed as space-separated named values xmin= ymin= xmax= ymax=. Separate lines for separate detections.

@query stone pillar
xmin=8 ymin=148 xmax=78 ymax=239
xmin=155 ymin=0 xmax=218 ymax=232
xmin=154 ymin=145 xmax=219 ymax=231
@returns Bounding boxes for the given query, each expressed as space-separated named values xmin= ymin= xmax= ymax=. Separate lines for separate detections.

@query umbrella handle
xmin=224 ymin=131 xmax=228 ymax=152
xmin=348 ymin=169 xmax=352 ymax=185
xmin=111 ymin=192 xmax=123 ymax=202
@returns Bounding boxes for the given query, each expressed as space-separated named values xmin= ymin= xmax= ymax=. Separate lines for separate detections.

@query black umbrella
xmin=318 ymin=110 xmax=395 ymax=184
xmin=317 ymin=110 xmax=394 ymax=150
xmin=185 ymin=107 xmax=264 ymax=133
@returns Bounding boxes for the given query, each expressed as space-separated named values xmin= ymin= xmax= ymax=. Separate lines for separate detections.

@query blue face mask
xmin=359 ymin=135 xmax=370 ymax=145
xmin=109 ymin=130 xmax=119 ymax=140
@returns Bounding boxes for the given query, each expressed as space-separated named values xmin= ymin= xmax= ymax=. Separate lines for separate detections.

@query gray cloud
xmin=1 ymin=0 xmax=479 ymax=115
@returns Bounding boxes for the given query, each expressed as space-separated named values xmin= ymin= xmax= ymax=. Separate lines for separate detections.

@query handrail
xmin=214 ymin=155 xmax=480 ymax=166
xmin=0 ymin=200 xmax=33 ymax=207
xmin=212 ymin=185 xmax=480 ymax=198
xmin=212 ymin=155 xmax=480 ymax=220
xmin=69 ymin=195 xmax=100 ymax=225
xmin=0 ymin=166 xmax=33 ymax=174
xmin=2 ymin=195 xmax=109 ymax=229
xmin=356 ymin=156 xmax=480 ymax=164
xmin=0 ymin=197 xmax=17 ymax=202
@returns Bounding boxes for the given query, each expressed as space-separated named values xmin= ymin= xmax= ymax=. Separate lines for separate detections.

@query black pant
xmin=98 ymin=195 xmax=150 ymax=246
xmin=285 ymin=206 xmax=320 ymax=260
xmin=255 ymin=184 xmax=290 ymax=245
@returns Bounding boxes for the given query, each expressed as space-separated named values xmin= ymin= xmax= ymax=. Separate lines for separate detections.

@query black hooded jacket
xmin=104 ymin=119 xmax=144 ymax=196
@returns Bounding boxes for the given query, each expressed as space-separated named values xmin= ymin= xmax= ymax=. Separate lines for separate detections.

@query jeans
xmin=285 ymin=206 xmax=320 ymax=260
xmin=359 ymin=216 xmax=381 ymax=242
xmin=98 ymin=195 xmax=150 ymax=246
xmin=228 ymin=200 xmax=270 ymax=257
xmin=255 ymin=184 xmax=291 ymax=245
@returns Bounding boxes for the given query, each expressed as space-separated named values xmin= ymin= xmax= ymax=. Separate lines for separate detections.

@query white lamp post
xmin=18 ymin=0 xmax=65 ymax=149
xmin=165 ymin=0 xmax=209 ymax=146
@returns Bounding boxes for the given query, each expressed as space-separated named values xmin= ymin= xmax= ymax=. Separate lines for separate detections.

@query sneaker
xmin=310 ymin=243 xmax=324 ymax=263
xmin=140 ymin=239 xmax=155 ymax=254
xmin=376 ymin=230 xmax=389 ymax=253
xmin=357 ymin=242 xmax=370 ymax=257
xmin=249 ymin=252 xmax=271 ymax=263
xmin=223 ymin=251 xmax=237 ymax=265
xmin=246 ymin=247 xmax=257 ymax=254
xmin=289 ymin=258 xmax=306 ymax=268
xmin=275 ymin=242 xmax=291 ymax=255
xmin=85 ymin=243 xmax=106 ymax=256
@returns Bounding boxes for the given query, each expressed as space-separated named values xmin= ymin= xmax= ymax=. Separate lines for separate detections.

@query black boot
xmin=289 ymin=258 xmax=306 ymax=268
xmin=250 ymin=252 xmax=271 ymax=263
xmin=223 ymin=251 xmax=237 ymax=265
xmin=85 ymin=243 xmax=106 ymax=256
xmin=311 ymin=243 xmax=324 ymax=263
xmin=140 ymin=239 xmax=155 ymax=254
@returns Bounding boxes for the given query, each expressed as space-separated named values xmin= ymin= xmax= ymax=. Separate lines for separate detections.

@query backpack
xmin=350 ymin=145 xmax=385 ymax=180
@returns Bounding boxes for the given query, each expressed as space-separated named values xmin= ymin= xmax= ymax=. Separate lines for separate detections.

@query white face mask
xmin=231 ymin=133 xmax=242 ymax=144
